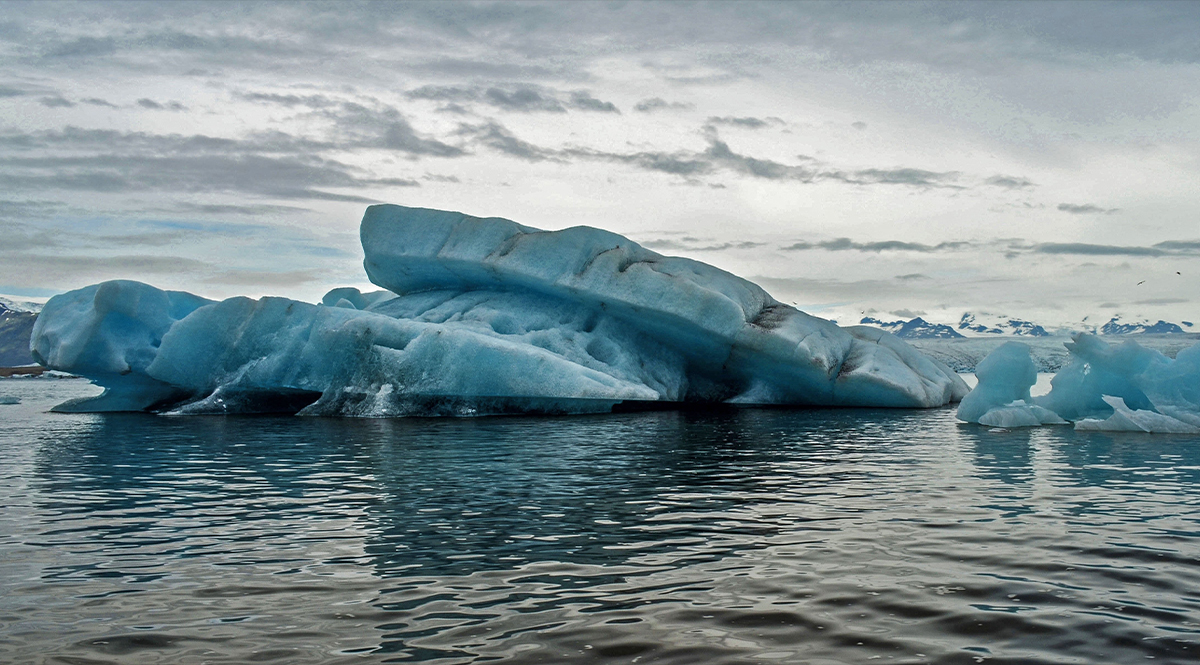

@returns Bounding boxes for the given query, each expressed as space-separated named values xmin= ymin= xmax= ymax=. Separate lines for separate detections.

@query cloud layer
xmin=1 ymin=1 xmax=1197 ymax=324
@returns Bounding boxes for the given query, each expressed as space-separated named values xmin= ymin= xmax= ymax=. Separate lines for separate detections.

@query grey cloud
xmin=409 ymin=85 xmax=611 ymax=114
xmin=465 ymin=121 xmax=965 ymax=188
xmin=986 ymin=175 xmax=1035 ymax=189
xmin=0 ymin=126 xmax=333 ymax=156
xmin=406 ymin=58 xmax=569 ymax=80
xmin=1032 ymin=242 xmax=1164 ymax=256
xmin=1058 ymin=203 xmax=1119 ymax=214
xmin=782 ymin=238 xmax=970 ymax=252
xmin=422 ymin=174 xmax=461 ymax=183
xmin=691 ymin=241 xmax=765 ymax=251
xmin=39 ymin=96 xmax=74 ymax=108
xmin=34 ymin=28 xmax=316 ymax=68
xmin=80 ymin=97 xmax=118 ymax=107
xmin=832 ymin=167 xmax=962 ymax=188
xmin=42 ymin=36 xmax=119 ymax=59
xmin=704 ymin=139 xmax=813 ymax=180
xmin=640 ymin=238 xmax=693 ymax=250
xmin=18 ymin=2 xmax=1200 ymax=81
xmin=202 ymin=268 xmax=328 ymax=287
xmin=569 ymin=91 xmax=619 ymax=113
xmin=461 ymin=122 xmax=562 ymax=162
xmin=0 ymin=153 xmax=409 ymax=202
xmin=484 ymin=87 xmax=566 ymax=112
xmin=633 ymin=97 xmax=694 ymax=112
xmin=852 ymin=121 xmax=867 ymax=130
xmin=0 ymin=219 xmax=60 ymax=251
xmin=327 ymin=103 xmax=466 ymax=157
xmin=141 ymin=219 xmax=272 ymax=235
xmin=171 ymin=202 xmax=309 ymax=216
xmin=895 ymin=273 xmax=931 ymax=281
xmin=237 ymin=91 xmax=338 ymax=108
xmin=0 ymin=118 xmax=443 ymax=208
xmin=437 ymin=102 xmax=473 ymax=115
xmin=88 ymin=230 xmax=193 ymax=247
xmin=641 ymin=238 xmax=764 ymax=252
xmin=406 ymin=85 xmax=481 ymax=103
xmin=408 ymin=85 xmax=571 ymax=113
xmin=1152 ymin=240 xmax=1200 ymax=251
xmin=137 ymin=98 xmax=187 ymax=111
xmin=565 ymin=146 xmax=711 ymax=176
xmin=706 ymin=116 xmax=782 ymax=129
xmin=0 ymin=200 xmax=66 ymax=219
xmin=0 ymin=254 xmax=210 ymax=286
xmin=0 ymin=86 xmax=26 ymax=97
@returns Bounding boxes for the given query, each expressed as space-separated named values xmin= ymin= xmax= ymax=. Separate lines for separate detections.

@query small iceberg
xmin=959 ymin=335 xmax=1200 ymax=433
xmin=31 ymin=205 xmax=967 ymax=416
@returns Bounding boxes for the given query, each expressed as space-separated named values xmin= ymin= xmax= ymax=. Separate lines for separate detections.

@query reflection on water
xmin=1 ymin=380 xmax=1199 ymax=664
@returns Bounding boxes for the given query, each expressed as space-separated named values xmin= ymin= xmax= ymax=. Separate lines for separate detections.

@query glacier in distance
xmin=31 ymin=205 xmax=968 ymax=416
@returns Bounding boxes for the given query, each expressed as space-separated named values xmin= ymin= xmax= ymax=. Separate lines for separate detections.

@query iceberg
xmin=958 ymin=334 xmax=1200 ymax=433
xmin=31 ymin=204 xmax=967 ymax=416
xmin=955 ymin=342 xmax=1067 ymax=427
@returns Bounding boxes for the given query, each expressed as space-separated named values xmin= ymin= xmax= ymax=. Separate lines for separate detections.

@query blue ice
xmin=31 ymin=205 xmax=967 ymax=416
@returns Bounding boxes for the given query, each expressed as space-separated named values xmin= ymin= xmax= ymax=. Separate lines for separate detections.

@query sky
xmin=2 ymin=0 xmax=1198 ymax=328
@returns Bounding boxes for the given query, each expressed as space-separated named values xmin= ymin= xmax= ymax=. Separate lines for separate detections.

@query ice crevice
xmin=32 ymin=204 xmax=968 ymax=416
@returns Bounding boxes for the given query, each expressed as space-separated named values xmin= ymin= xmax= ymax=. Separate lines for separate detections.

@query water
xmin=1 ymin=380 xmax=1198 ymax=664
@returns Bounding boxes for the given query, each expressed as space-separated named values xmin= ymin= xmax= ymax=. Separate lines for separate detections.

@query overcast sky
xmin=2 ymin=0 xmax=1198 ymax=327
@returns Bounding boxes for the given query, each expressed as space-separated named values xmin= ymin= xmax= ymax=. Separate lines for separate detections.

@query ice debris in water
xmin=1075 ymin=396 xmax=1200 ymax=434
xmin=958 ymin=335 xmax=1200 ymax=433
xmin=31 ymin=204 xmax=967 ymax=416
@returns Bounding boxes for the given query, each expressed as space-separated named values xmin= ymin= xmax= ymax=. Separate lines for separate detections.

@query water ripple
xmin=0 ymin=381 xmax=1198 ymax=663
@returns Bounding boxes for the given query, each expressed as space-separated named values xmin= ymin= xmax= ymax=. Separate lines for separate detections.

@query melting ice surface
xmin=958 ymin=335 xmax=1200 ymax=433
xmin=31 ymin=205 xmax=966 ymax=416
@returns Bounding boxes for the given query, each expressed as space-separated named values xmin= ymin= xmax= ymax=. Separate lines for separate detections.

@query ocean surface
xmin=1 ymin=380 xmax=1198 ymax=664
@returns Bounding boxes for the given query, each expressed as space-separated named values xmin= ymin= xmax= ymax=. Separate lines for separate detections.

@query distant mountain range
xmin=0 ymin=301 xmax=37 ymax=367
xmin=957 ymin=313 xmax=1050 ymax=336
xmin=1096 ymin=318 xmax=1188 ymax=335
xmin=861 ymin=312 xmax=1194 ymax=340
xmin=860 ymin=317 xmax=963 ymax=339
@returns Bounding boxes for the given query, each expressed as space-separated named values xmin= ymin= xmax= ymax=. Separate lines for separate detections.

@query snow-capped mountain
xmin=859 ymin=317 xmax=963 ymax=339
xmin=958 ymin=312 xmax=1050 ymax=337
xmin=859 ymin=312 xmax=1196 ymax=340
xmin=1097 ymin=317 xmax=1186 ymax=335
xmin=0 ymin=296 xmax=44 ymax=314
xmin=0 ymin=302 xmax=37 ymax=367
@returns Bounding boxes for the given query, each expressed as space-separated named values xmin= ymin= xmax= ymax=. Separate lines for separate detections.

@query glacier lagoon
xmin=9 ymin=204 xmax=1200 ymax=663
xmin=1 ymin=379 xmax=1198 ymax=664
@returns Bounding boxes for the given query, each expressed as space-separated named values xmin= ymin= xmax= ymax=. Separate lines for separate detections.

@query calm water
xmin=1 ymin=380 xmax=1198 ymax=665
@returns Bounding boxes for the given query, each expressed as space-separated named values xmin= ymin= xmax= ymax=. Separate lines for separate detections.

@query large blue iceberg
xmin=32 ymin=205 xmax=968 ymax=416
